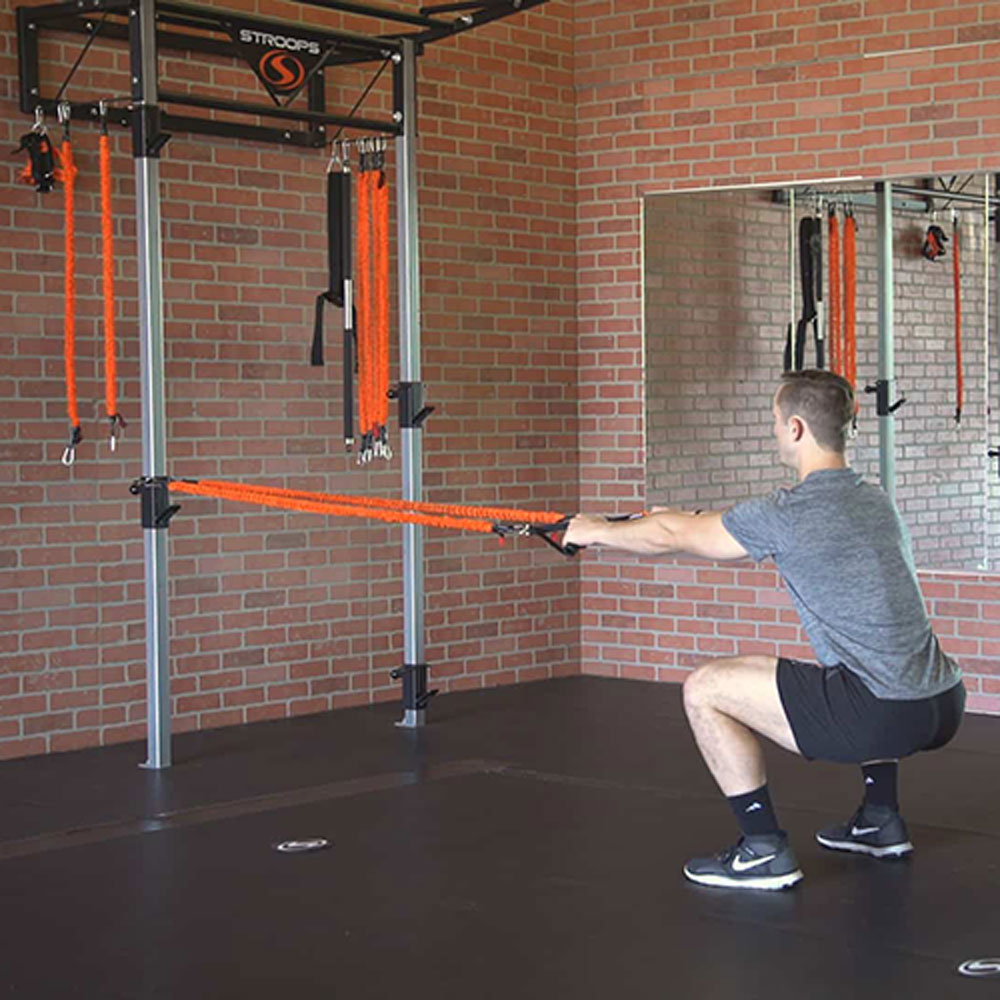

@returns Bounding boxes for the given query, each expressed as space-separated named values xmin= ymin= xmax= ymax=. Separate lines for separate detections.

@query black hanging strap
xmin=784 ymin=215 xmax=824 ymax=371
xmin=812 ymin=213 xmax=824 ymax=369
xmin=311 ymin=170 xmax=349 ymax=367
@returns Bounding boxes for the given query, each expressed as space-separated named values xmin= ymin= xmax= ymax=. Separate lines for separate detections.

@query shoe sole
xmin=683 ymin=867 xmax=804 ymax=891
xmin=815 ymin=834 xmax=913 ymax=858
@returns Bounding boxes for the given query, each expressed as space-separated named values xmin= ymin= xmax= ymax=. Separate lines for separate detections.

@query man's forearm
xmin=587 ymin=510 xmax=702 ymax=555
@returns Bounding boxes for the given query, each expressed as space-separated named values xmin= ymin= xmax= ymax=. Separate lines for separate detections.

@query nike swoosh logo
xmin=851 ymin=826 xmax=881 ymax=836
xmin=731 ymin=853 xmax=777 ymax=872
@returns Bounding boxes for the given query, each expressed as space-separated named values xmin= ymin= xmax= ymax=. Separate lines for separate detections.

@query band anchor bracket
xmin=390 ymin=381 xmax=434 ymax=428
xmin=865 ymin=379 xmax=906 ymax=416
xmin=130 ymin=475 xmax=180 ymax=529
xmin=390 ymin=662 xmax=438 ymax=710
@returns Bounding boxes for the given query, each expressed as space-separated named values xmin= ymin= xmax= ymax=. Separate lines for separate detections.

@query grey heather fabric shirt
xmin=721 ymin=467 xmax=961 ymax=700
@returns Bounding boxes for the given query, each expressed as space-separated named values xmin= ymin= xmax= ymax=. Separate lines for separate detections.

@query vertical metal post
xmin=394 ymin=39 xmax=427 ymax=727
xmin=983 ymin=175 xmax=991 ymax=570
xmin=131 ymin=0 xmax=171 ymax=768
xmin=875 ymin=181 xmax=896 ymax=501
xmin=788 ymin=188 xmax=796 ymax=363
xmin=989 ymin=175 xmax=1000 ymax=567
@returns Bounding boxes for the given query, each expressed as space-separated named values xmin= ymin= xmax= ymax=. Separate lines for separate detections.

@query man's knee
xmin=683 ymin=660 xmax=726 ymax=711
xmin=683 ymin=656 xmax=773 ymax=712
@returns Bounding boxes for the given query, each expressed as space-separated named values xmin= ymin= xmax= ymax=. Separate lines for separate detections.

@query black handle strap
xmin=495 ymin=513 xmax=642 ymax=558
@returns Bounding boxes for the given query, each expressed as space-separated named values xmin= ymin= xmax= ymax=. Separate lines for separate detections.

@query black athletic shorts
xmin=776 ymin=658 xmax=966 ymax=764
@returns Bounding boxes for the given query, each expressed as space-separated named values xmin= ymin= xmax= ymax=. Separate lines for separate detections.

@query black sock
xmin=861 ymin=760 xmax=899 ymax=813
xmin=727 ymin=784 xmax=781 ymax=838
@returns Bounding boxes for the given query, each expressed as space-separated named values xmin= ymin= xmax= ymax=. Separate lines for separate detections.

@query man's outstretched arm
xmin=563 ymin=509 xmax=749 ymax=561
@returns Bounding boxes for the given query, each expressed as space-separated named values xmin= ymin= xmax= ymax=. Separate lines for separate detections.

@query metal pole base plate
xmin=395 ymin=709 xmax=426 ymax=729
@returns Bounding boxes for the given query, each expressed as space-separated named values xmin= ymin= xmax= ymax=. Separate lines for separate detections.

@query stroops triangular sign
xmin=225 ymin=17 xmax=331 ymax=107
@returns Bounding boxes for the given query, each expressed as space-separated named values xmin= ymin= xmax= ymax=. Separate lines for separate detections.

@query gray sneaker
xmin=683 ymin=833 xmax=804 ymax=891
xmin=816 ymin=806 xmax=913 ymax=858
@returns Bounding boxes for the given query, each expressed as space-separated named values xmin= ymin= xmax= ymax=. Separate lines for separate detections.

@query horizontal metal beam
xmin=289 ymin=0 xmax=453 ymax=29
xmin=892 ymin=184 xmax=991 ymax=208
xmin=162 ymin=112 xmax=326 ymax=146
xmin=158 ymin=89 xmax=399 ymax=134
xmin=159 ymin=0 xmax=401 ymax=54
xmin=404 ymin=0 xmax=549 ymax=43
xmin=34 ymin=11 xmax=383 ymax=70
xmin=18 ymin=0 xmax=130 ymax=21
xmin=27 ymin=96 xmax=335 ymax=146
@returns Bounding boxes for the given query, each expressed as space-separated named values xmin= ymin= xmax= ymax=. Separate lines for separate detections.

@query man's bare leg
xmin=680 ymin=655 xmax=806 ymax=889
xmin=682 ymin=655 xmax=801 ymax=795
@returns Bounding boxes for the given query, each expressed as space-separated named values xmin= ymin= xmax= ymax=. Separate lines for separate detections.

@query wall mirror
xmin=643 ymin=176 xmax=999 ymax=573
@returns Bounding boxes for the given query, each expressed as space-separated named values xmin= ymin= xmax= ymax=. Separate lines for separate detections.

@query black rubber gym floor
xmin=2 ymin=676 xmax=998 ymax=999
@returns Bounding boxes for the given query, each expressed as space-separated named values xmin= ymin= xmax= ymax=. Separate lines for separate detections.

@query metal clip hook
xmin=108 ymin=414 xmax=126 ymax=453
xmin=32 ymin=105 xmax=46 ymax=133
xmin=57 ymin=100 xmax=72 ymax=131
xmin=62 ymin=425 xmax=82 ymax=467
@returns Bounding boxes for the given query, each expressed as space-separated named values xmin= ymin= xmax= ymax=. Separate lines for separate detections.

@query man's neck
xmin=796 ymin=452 xmax=847 ymax=481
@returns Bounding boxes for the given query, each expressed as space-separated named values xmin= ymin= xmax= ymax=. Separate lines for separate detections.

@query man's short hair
xmin=777 ymin=370 xmax=855 ymax=453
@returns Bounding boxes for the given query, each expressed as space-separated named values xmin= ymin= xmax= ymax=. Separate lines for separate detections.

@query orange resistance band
xmin=373 ymin=165 xmax=390 ymax=439
xmin=843 ymin=211 xmax=858 ymax=413
xmin=953 ymin=219 xmax=963 ymax=423
xmin=828 ymin=209 xmax=842 ymax=377
xmin=353 ymin=152 xmax=391 ymax=460
xmin=171 ymin=479 xmax=535 ymax=536
xmin=356 ymin=164 xmax=373 ymax=443
xmin=54 ymin=137 xmax=81 ymax=463
xmin=177 ymin=478 xmax=567 ymax=526
xmin=99 ymin=128 xmax=124 ymax=449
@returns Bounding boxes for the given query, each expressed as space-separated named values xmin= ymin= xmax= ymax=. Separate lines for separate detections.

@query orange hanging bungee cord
xmin=827 ymin=205 xmax=842 ymax=377
xmin=53 ymin=102 xmax=81 ymax=465
xmin=843 ymin=207 xmax=858 ymax=416
xmin=99 ymin=102 xmax=126 ymax=451
xmin=355 ymin=148 xmax=373 ymax=455
xmin=373 ymin=142 xmax=391 ymax=455
xmin=352 ymin=138 xmax=392 ymax=463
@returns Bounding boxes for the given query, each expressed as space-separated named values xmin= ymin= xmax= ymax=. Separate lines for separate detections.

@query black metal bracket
xmin=989 ymin=447 xmax=1000 ymax=478
xmin=133 ymin=104 xmax=170 ymax=158
xmin=129 ymin=476 xmax=181 ymax=529
xmin=865 ymin=379 xmax=906 ymax=416
xmin=390 ymin=381 xmax=435 ymax=429
xmin=390 ymin=662 xmax=437 ymax=711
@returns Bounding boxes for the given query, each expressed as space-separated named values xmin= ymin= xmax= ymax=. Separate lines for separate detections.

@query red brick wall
xmin=4 ymin=0 xmax=1000 ymax=762
xmin=0 ymin=0 xmax=577 ymax=759
xmin=575 ymin=0 xmax=1000 ymax=713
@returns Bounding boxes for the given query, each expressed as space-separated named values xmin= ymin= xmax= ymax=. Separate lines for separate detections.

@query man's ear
xmin=789 ymin=415 xmax=806 ymax=442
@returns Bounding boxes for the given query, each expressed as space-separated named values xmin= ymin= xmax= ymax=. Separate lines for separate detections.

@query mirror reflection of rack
xmin=642 ymin=174 xmax=999 ymax=574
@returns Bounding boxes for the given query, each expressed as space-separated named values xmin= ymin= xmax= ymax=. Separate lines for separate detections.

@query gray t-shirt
xmin=721 ymin=467 xmax=960 ymax=700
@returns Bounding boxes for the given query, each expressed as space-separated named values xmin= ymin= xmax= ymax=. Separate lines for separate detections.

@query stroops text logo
xmin=958 ymin=958 xmax=1000 ymax=977
xmin=239 ymin=28 xmax=320 ymax=55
